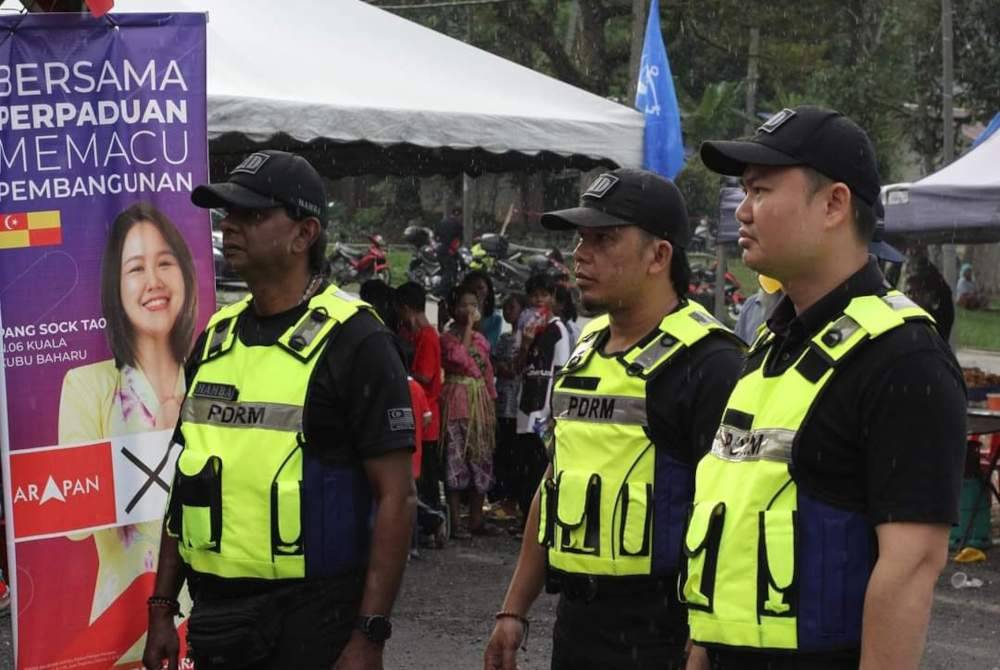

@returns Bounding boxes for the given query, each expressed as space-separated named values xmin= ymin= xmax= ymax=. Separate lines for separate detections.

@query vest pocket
xmin=757 ymin=510 xmax=798 ymax=618
xmin=170 ymin=451 xmax=223 ymax=552
xmin=271 ymin=481 xmax=303 ymax=556
xmin=618 ymin=482 xmax=652 ymax=556
xmin=537 ymin=478 xmax=557 ymax=547
xmin=679 ymin=501 xmax=725 ymax=612
xmin=554 ymin=471 xmax=601 ymax=555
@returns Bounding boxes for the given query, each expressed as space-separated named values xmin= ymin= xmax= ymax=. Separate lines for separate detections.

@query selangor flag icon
xmin=0 ymin=210 xmax=62 ymax=250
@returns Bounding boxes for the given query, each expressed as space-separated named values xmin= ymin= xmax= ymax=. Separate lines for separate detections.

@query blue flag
xmin=635 ymin=0 xmax=684 ymax=179
xmin=971 ymin=111 xmax=1000 ymax=149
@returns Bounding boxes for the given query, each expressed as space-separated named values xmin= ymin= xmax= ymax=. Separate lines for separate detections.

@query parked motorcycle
xmin=688 ymin=263 xmax=745 ymax=320
xmin=471 ymin=233 xmax=569 ymax=299
xmin=328 ymin=234 xmax=390 ymax=286
xmin=402 ymin=225 xmax=472 ymax=298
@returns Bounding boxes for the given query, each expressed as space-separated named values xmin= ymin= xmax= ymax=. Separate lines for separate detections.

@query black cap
xmin=191 ymin=150 xmax=328 ymax=225
xmin=540 ymin=168 xmax=691 ymax=247
xmin=700 ymin=106 xmax=884 ymax=218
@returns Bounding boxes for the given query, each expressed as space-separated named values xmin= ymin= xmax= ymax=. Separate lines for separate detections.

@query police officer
xmin=682 ymin=107 xmax=966 ymax=669
xmin=484 ymin=168 xmax=744 ymax=670
xmin=142 ymin=150 xmax=415 ymax=670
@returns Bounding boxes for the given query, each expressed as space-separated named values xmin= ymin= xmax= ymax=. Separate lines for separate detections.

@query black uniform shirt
xmin=181 ymin=292 xmax=415 ymax=463
xmin=709 ymin=262 xmax=967 ymax=668
xmin=589 ymin=301 xmax=745 ymax=465
xmin=763 ymin=259 xmax=966 ymax=525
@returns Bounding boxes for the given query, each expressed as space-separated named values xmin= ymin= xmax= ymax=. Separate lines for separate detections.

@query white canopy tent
xmin=883 ymin=129 xmax=1000 ymax=244
xmin=111 ymin=0 xmax=645 ymax=177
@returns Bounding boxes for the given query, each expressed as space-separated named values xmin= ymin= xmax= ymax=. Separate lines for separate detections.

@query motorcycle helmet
xmin=403 ymin=225 xmax=430 ymax=247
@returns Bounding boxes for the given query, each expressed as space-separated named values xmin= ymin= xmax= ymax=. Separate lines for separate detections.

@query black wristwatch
xmin=357 ymin=615 xmax=392 ymax=643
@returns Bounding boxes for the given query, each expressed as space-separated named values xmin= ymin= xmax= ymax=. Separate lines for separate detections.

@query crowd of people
xmin=357 ymin=266 xmax=581 ymax=550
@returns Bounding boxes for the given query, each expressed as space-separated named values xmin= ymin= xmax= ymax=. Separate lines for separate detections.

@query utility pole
xmin=940 ymin=0 xmax=958 ymax=311
xmin=744 ymin=27 xmax=760 ymax=134
xmin=716 ymin=25 xmax=760 ymax=321
xmin=627 ymin=0 xmax=647 ymax=103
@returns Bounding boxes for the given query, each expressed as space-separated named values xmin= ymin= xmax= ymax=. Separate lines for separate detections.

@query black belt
xmin=550 ymin=572 xmax=674 ymax=602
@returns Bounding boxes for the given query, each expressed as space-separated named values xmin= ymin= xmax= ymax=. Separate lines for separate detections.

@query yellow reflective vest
xmin=539 ymin=300 xmax=740 ymax=579
xmin=681 ymin=292 xmax=933 ymax=653
xmin=167 ymin=286 xmax=375 ymax=580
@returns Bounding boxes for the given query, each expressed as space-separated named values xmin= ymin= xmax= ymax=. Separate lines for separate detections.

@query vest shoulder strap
xmin=795 ymin=291 xmax=933 ymax=380
xmin=620 ymin=300 xmax=740 ymax=378
xmin=275 ymin=285 xmax=377 ymax=362
xmin=200 ymin=296 xmax=253 ymax=363
xmin=559 ymin=321 xmax=606 ymax=375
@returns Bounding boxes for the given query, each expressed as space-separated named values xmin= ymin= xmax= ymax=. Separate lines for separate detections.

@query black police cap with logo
xmin=540 ymin=168 xmax=691 ymax=248
xmin=700 ymin=106 xmax=884 ymax=218
xmin=191 ymin=150 xmax=328 ymax=224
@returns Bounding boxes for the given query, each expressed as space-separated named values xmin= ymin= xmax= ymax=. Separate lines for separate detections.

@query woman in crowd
xmin=439 ymin=282 xmax=497 ymax=538
xmin=464 ymin=269 xmax=503 ymax=351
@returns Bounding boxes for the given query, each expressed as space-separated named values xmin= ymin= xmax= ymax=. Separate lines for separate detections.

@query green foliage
xmin=350 ymin=206 xmax=386 ymax=234
xmin=674 ymin=157 xmax=719 ymax=222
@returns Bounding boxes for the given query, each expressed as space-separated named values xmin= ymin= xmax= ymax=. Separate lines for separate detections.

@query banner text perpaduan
xmin=0 ymin=59 xmax=193 ymax=203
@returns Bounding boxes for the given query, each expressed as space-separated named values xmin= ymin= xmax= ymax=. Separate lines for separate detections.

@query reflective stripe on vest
xmin=682 ymin=291 xmax=933 ymax=653
xmin=541 ymin=300 xmax=740 ymax=578
xmin=169 ymin=285 xmax=375 ymax=580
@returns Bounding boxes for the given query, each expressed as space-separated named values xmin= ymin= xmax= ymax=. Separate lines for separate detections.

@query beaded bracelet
xmin=147 ymin=596 xmax=180 ymax=616
xmin=495 ymin=611 xmax=530 ymax=650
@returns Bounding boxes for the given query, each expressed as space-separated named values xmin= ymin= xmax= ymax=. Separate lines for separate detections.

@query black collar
xmin=766 ymin=258 xmax=888 ymax=341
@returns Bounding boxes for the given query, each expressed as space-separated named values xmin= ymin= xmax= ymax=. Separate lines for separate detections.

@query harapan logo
xmin=10 ymin=442 xmax=117 ymax=538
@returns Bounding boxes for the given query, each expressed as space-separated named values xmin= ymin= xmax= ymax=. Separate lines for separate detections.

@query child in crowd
xmin=395 ymin=282 xmax=444 ymax=509
xmin=554 ymin=285 xmax=580 ymax=348
xmin=464 ymin=270 xmax=503 ymax=351
xmin=515 ymin=274 xmax=570 ymax=525
xmin=491 ymin=292 xmax=526 ymax=520
xmin=439 ymin=283 xmax=497 ymax=538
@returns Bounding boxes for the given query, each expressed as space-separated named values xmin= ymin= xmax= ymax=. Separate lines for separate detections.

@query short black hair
xmin=395 ymin=281 xmax=426 ymax=312
xmin=804 ymin=167 xmax=877 ymax=243
xmin=637 ymin=228 xmax=690 ymax=298
xmin=503 ymin=292 xmax=527 ymax=310
xmin=359 ymin=279 xmax=399 ymax=332
xmin=283 ymin=206 xmax=328 ymax=275
xmin=525 ymin=273 xmax=556 ymax=296
xmin=554 ymin=285 xmax=577 ymax=322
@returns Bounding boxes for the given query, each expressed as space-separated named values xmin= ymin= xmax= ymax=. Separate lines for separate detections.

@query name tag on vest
xmin=712 ymin=425 xmax=794 ymax=463
xmin=192 ymin=382 xmax=239 ymax=402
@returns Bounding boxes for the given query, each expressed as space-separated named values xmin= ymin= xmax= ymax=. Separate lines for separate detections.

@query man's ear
xmin=293 ymin=217 xmax=321 ymax=254
xmin=649 ymin=238 xmax=673 ymax=277
xmin=824 ymin=182 xmax=853 ymax=231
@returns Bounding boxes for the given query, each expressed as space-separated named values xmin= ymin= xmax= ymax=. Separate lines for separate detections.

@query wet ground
xmin=0 ymin=532 xmax=994 ymax=668
xmin=385 ymin=532 xmax=1000 ymax=670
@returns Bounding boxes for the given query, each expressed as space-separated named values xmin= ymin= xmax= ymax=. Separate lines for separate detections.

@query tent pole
xmin=463 ymin=173 xmax=474 ymax=248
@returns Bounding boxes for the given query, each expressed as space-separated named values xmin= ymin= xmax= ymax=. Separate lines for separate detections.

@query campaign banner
xmin=0 ymin=13 xmax=212 ymax=670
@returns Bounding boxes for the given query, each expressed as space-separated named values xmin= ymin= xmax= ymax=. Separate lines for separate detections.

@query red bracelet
xmin=495 ymin=611 xmax=530 ymax=649
xmin=147 ymin=596 xmax=180 ymax=616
